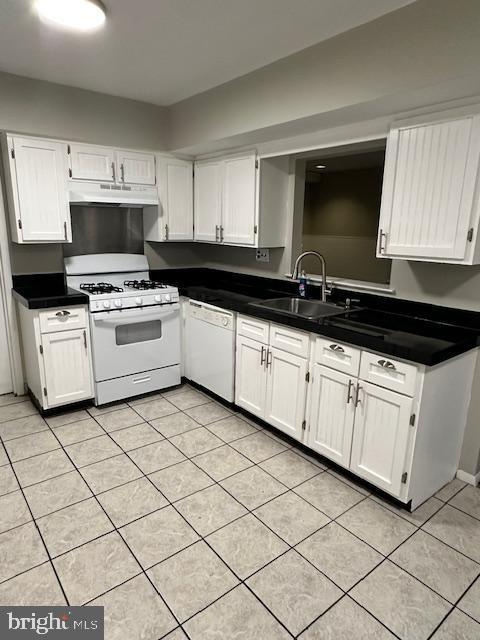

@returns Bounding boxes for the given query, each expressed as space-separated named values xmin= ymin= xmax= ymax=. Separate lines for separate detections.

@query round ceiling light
xmin=35 ymin=0 xmax=106 ymax=31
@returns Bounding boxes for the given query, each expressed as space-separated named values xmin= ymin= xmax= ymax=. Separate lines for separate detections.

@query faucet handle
xmin=345 ymin=297 xmax=361 ymax=309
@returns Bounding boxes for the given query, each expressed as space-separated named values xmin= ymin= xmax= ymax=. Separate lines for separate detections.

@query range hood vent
xmin=68 ymin=180 xmax=158 ymax=208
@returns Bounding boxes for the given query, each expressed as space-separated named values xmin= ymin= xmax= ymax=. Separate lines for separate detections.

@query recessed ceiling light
xmin=35 ymin=0 xmax=106 ymax=32
xmin=315 ymin=164 xmax=326 ymax=169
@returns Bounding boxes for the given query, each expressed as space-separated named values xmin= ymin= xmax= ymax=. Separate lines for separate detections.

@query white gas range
xmin=65 ymin=253 xmax=181 ymax=405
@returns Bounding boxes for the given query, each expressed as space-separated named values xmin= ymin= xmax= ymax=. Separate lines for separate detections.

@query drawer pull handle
xmin=55 ymin=310 xmax=71 ymax=318
xmin=378 ymin=359 xmax=396 ymax=370
xmin=329 ymin=344 xmax=344 ymax=353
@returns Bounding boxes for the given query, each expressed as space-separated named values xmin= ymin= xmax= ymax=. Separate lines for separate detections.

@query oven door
xmin=90 ymin=304 xmax=180 ymax=382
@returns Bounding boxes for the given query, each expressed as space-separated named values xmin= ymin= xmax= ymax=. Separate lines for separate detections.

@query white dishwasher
xmin=186 ymin=299 xmax=236 ymax=402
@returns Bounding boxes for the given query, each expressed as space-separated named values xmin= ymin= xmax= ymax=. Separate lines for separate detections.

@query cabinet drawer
xmin=39 ymin=307 xmax=87 ymax=334
xmin=237 ymin=315 xmax=269 ymax=344
xmin=315 ymin=337 xmax=361 ymax=376
xmin=359 ymin=351 xmax=417 ymax=396
xmin=270 ymin=323 xmax=309 ymax=358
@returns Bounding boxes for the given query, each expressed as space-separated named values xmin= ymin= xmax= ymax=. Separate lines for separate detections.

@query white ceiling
xmin=0 ymin=0 xmax=416 ymax=106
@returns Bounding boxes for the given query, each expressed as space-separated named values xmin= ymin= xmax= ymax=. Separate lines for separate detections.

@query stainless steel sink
xmin=249 ymin=297 xmax=350 ymax=319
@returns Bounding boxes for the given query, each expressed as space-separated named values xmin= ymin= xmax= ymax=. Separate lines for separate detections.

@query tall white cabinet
xmin=2 ymin=135 xmax=71 ymax=243
xmin=144 ymin=155 xmax=194 ymax=242
xmin=378 ymin=106 xmax=480 ymax=264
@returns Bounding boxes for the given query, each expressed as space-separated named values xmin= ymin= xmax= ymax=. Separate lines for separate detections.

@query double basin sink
xmin=249 ymin=297 xmax=357 ymax=320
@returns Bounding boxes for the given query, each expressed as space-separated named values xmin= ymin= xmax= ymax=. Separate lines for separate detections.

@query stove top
xmin=80 ymin=282 xmax=124 ymax=295
xmin=124 ymin=280 xmax=168 ymax=290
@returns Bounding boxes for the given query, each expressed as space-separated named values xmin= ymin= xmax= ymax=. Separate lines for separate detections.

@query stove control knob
xmin=103 ymin=300 xmax=111 ymax=309
xmin=114 ymin=300 xmax=122 ymax=308
xmin=154 ymin=295 xmax=161 ymax=303
xmin=135 ymin=297 xmax=143 ymax=305
xmin=164 ymin=294 xmax=171 ymax=302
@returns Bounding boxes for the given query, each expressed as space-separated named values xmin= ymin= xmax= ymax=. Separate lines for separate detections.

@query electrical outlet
xmin=256 ymin=249 xmax=270 ymax=263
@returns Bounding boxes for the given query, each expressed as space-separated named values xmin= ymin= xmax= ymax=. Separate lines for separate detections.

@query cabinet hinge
xmin=401 ymin=472 xmax=408 ymax=484
xmin=305 ymin=371 xmax=310 ymax=383
xmin=68 ymin=168 xmax=72 ymax=178
xmin=39 ymin=344 xmax=43 ymax=355
xmin=10 ymin=148 xmax=15 ymax=159
xmin=409 ymin=413 xmax=416 ymax=426
xmin=255 ymin=159 xmax=259 ymax=169
xmin=17 ymin=219 xmax=22 ymax=230
xmin=254 ymin=225 xmax=258 ymax=234
xmin=467 ymin=228 xmax=474 ymax=242
xmin=43 ymin=387 xmax=47 ymax=397
xmin=302 ymin=419 xmax=306 ymax=431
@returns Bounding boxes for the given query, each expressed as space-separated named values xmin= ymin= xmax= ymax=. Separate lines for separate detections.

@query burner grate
xmin=80 ymin=282 xmax=124 ymax=295
xmin=123 ymin=279 xmax=168 ymax=290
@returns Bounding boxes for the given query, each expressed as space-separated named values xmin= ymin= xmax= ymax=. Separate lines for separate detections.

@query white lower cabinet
xmin=18 ymin=304 xmax=94 ymax=410
xmin=42 ymin=329 xmax=93 ymax=408
xmin=350 ymin=382 xmax=413 ymax=496
xmin=235 ymin=315 xmax=477 ymax=508
xmin=307 ymin=364 xmax=355 ymax=467
xmin=235 ymin=317 xmax=308 ymax=439
xmin=265 ymin=347 xmax=307 ymax=440
xmin=235 ymin=335 xmax=268 ymax=419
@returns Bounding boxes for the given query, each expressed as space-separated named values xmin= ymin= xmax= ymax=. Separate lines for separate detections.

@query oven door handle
xmin=92 ymin=305 xmax=179 ymax=324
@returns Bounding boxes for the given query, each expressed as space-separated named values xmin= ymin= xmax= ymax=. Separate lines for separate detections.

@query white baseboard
xmin=456 ymin=469 xmax=480 ymax=486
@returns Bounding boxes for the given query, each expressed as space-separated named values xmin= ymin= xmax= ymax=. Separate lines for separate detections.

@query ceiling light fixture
xmin=35 ymin=0 xmax=106 ymax=32
xmin=315 ymin=164 xmax=326 ymax=169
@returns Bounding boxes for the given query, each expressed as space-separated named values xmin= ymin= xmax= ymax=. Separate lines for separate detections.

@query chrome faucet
xmin=292 ymin=251 xmax=329 ymax=302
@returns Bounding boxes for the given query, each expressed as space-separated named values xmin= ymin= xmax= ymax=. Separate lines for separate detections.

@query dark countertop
xmin=152 ymin=268 xmax=480 ymax=366
xmin=12 ymin=273 xmax=89 ymax=310
xmin=11 ymin=267 xmax=480 ymax=365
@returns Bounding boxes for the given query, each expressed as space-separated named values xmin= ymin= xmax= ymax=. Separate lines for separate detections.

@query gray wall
xmin=0 ymin=71 xmax=168 ymax=274
xmin=168 ymin=0 xmax=480 ymax=153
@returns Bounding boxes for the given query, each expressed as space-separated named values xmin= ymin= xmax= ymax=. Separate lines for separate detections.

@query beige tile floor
xmin=0 ymin=385 xmax=480 ymax=639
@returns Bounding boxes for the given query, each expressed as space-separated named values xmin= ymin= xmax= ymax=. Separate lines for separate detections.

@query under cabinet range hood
xmin=68 ymin=181 xmax=158 ymax=207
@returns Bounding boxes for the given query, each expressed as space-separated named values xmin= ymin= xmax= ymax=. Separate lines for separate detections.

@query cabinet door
xmin=158 ymin=157 xmax=193 ymax=241
xmin=307 ymin=365 xmax=355 ymax=467
xmin=379 ymin=114 xmax=480 ymax=261
xmin=350 ymin=382 xmax=412 ymax=496
xmin=265 ymin=347 xmax=307 ymax=440
xmin=235 ymin=335 xmax=267 ymax=419
xmin=69 ymin=144 xmax=115 ymax=182
xmin=194 ymin=160 xmax=222 ymax=242
xmin=116 ymin=150 xmax=156 ymax=185
xmin=42 ymin=329 xmax=93 ymax=408
xmin=11 ymin=137 xmax=70 ymax=242
xmin=222 ymin=153 xmax=257 ymax=245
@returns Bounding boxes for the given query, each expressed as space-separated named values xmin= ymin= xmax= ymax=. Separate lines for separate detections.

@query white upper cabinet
xmin=378 ymin=107 xmax=480 ymax=264
xmin=194 ymin=159 xmax=223 ymax=242
xmin=3 ymin=135 xmax=71 ymax=243
xmin=193 ymin=152 xmax=289 ymax=248
xmin=69 ymin=144 xmax=115 ymax=182
xmin=222 ymin=153 xmax=257 ymax=245
xmin=116 ymin=149 xmax=156 ymax=185
xmin=144 ymin=155 xmax=193 ymax=242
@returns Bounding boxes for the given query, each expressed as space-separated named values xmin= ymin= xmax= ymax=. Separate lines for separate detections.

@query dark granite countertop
xmin=152 ymin=268 xmax=480 ymax=366
xmin=12 ymin=273 xmax=89 ymax=309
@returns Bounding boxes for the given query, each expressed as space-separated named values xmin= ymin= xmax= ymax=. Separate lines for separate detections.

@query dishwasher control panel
xmin=188 ymin=300 xmax=235 ymax=331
